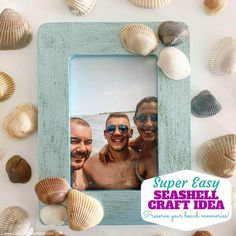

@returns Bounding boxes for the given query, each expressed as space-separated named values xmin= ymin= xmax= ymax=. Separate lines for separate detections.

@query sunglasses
xmin=106 ymin=125 xmax=129 ymax=134
xmin=135 ymin=113 xmax=158 ymax=122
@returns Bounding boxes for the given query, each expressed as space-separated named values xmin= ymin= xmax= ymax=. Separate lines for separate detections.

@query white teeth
xmin=144 ymin=130 xmax=153 ymax=134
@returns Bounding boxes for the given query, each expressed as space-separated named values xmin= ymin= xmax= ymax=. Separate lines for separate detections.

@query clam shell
xmin=3 ymin=103 xmax=38 ymax=139
xmin=128 ymin=0 xmax=170 ymax=9
xmin=35 ymin=177 xmax=70 ymax=204
xmin=0 ymin=8 xmax=32 ymax=50
xmin=120 ymin=23 xmax=159 ymax=56
xmin=0 ymin=71 xmax=15 ymax=101
xmin=192 ymin=231 xmax=213 ymax=236
xmin=44 ymin=230 xmax=66 ymax=236
xmin=65 ymin=0 xmax=96 ymax=16
xmin=67 ymin=189 xmax=104 ymax=231
xmin=40 ymin=204 xmax=67 ymax=226
xmin=191 ymin=90 xmax=222 ymax=118
xmin=157 ymin=47 xmax=190 ymax=80
xmin=6 ymin=155 xmax=32 ymax=183
xmin=198 ymin=134 xmax=236 ymax=178
xmin=208 ymin=36 xmax=236 ymax=75
xmin=158 ymin=21 xmax=189 ymax=46
xmin=204 ymin=0 xmax=228 ymax=15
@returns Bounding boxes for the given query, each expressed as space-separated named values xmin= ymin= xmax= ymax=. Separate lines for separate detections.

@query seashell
xmin=198 ymin=134 xmax=236 ymax=178
xmin=158 ymin=21 xmax=189 ymax=46
xmin=0 ymin=8 xmax=32 ymax=50
xmin=191 ymin=90 xmax=222 ymax=118
xmin=35 ymin=177 xmax=70 ymax=204
xmin=157 ymin=47 xmax=190 ymax=80
xmin=204 ymin=0 xmax=228 ymax=15
xmin=0 ymin=71 xmax=15 ymax=101
xmin=128 ymin=0 xmax=170 ymax=9
xmin=44 ymin=230 xmax=66 ymax=236
xmin=3 ymin=103 xmax=38 ymax=139
xmin=120 ymin=23 xmax=159 ymax=56
xmin=192 ymin=231 xmax=213 ymax=236
xmin=232 ymin=187 xmax=236 ymax=208
xmin=13 ymin=219 xmax=34 ymax=236
xmin=40 ymin=204 xmax=67 ymax=226
xmin=65 ymin=0 xmax=96 ymax=16
xmin=5 ymin=155 xmax=32 ymax=183
xmin=208 ymin=36 xmax=236 ymax=75
xmin=67 ymin=189 xmax=104 ymax=231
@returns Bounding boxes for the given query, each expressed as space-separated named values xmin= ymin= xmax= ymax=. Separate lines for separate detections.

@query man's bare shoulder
xmin=128 ymin=147 xmax=140 ymax=161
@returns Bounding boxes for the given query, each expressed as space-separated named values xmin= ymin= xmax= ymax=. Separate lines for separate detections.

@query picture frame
xmin=38 ymin=22 xmax=191 ymax=225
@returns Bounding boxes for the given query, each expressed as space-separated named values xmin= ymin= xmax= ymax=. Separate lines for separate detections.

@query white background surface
xmin=0 ymin=0 xmax=236 ymax=235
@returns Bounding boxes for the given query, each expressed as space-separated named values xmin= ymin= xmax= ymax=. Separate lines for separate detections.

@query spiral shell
xmin=3 ymin=103 xmax=38 ymax=139
xmin=6 ymin=155 xmax=32 ymax=183
xmin=198 ymin=134 xmax=236 ymax=178
xmin=128 ymin=0 xmax=170 ymax=9
xmin=204 ymin=0 xmax=228 ymax=15
xmin=0 ymin=72 xmax=15 ymax=101
xmin=192 ymin=231 xmax=213 ymax=236
xmin=65 ymin=0 xmax=96 ymax=16
xmin=67 ymin=189 xmax=104 ymax=231
xmin=35 ymin=177 xmax=70 ymax=204
xmin=0 ymin=8 xmax=32 ymax=50
xmin=120 ymin=23 xmax=159 ymax=56
xmin=44 ymin=230 xmax=66 ymax=236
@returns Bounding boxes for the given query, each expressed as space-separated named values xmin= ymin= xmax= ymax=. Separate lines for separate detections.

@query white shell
xmin=204 ymin=0 xmax=228 ymax=15
xmin=120 ymin=23 xmax=159 ymax=56
xmin=65 ymin=0 xmax=96 ymax=16
xmin=128 ymin=0 xmax=170 ymax=9
xmin=208 ymin=36 xmax=236 ymax=75
xmin=157 ymin=47 xmax=191 ymax=80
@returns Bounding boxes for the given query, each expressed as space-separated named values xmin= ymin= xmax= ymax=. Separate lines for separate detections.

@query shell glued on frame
xmin=128 ymin=0 xmax=170 ymax=9
xmin=120 ymin=23 xmax=159 ymax=56
xmin=0 ymin=72 xmax=15 ymax=101
xmin=204 ymin=0 xmax=228 ymax=15
xmin=65 ymin=0 xmax=96 ymax=16
xmin=197 ymin=134 xmax=236 ymax=178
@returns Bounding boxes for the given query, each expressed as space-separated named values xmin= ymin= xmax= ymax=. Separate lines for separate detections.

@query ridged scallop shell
xmin=120 ymin=23 xmax=159 ymax=56
xmin=208 ymin=36 xmax=236 ymax=75
xmin=204 ymin=0 xmax=228 ymax=15
xmin=44 ymin=230 xmax=66 ymax=236
xmin=6 ymin=155 xmax=32 ymax=183
xmin=198 ymin=134 xmax=236 ymax=178
xmin=158 ymin=21 xmax=189 ymax=46
xmin=192 ymin=231 xmax=213 ymax=236
xmin=191 ymin=90 xmax=222 ymax=118
xmin=40 ymin=204 xmax=67 ymax=226
xmin=67 ymin=189 xmax=104 ymax=231
xmin=35 ymin=177 xmax=70 ymax=204
xmin=0 ymin=8 xmax=32 ymax=50
xmin=3 ymin=103 xmax=38 ymax=139
xmin=0 ymin=72 xmax=15 ymax=101
xmin=65 ymin=0 xmax=96 ymax=16
xmin=128 ymin=0 xmax=170 ymax=9
xmin=157 ymin=47 xmax=190 ymax=80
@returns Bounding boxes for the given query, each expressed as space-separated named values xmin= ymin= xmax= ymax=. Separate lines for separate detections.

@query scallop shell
xmin=158 ymin=21 xmax=189 ymax=46
xmin=198 ymin=134 xmax=236 ymax=178
xmin=128 ymin=0 xmax=170 ymax=9
xmin=44 ymin=230 xmax=66 ymax=236
xmin=191 ymin=90 xmax=222 ymax=118
xmin=35 ymin=177 xmax=70 ymax=204
xmin=65 ymin=0 xmax=96 ymax=16
xmin=120 ymin=23 xmax=159 ymax=56
xmin=67 ymin=189 xmax=104 ymax=231
xmin=40 ymin=204 xmax=67 ymax=226
xmin=0 ymin=8 xmax=32 ymax=50
xmin=192 ymin=231 xmax=213 ymax=236
xmin=3 ymin=103 xmax=38 ymax=139
xmin=157 ymin=47 xmax=190 ymax=80
xmin=204 ymin=0 xmax=228 ymax=15
xmin=5 ymin=155 xmax=32 ymax=183
xmin=0 ymin=71 xmax=15 ymax=101
xmin=208 ymin=36 xmax=236 ymax=75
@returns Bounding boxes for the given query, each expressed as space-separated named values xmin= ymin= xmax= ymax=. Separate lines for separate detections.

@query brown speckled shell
xmin=192 ymin=231 xmax=213 ymax=236
xmin=0 ymin=72 xmax=15 ymax=101
xmin=204 ymin=0 xmax=228 ymax=15
xmin=44 ymin=230 xmax=66 ymax=236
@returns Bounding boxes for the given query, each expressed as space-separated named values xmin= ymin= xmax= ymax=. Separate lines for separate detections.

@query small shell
xmin=67 ymin=189 xmax=104 ymax=231
xmin=204 ymin=0 xmax=228 ymax=15
xmin=120 ymin=23 xmax=159 ymax=56
xmin=5 ymin=155 xmax=32 ymax=183
xmin=198 ymin=134 xmax=236 ymax=178
xmin=0 ymin=8 xmax=32 ymax=50
xmin=208 ymin=36 xmax=236 ymax=75
xmin=35 ymin=177 xmax=70 ymax=204
xmin=157 ymin=47 xmax=190 ymax=80
xmin=0 ymin=71 xmax=15 ymax=101
xmin=3 ymin=103 xmax=38 ymax=139
xmin=158 ymin=21 xmax=189 ymax=46
xmin=65 ymin=0 xmax=96 ymax=16
xmin=192 ymin=231 xmax=213 ymax=236
xmin=128 ymin=0 xmax=170 ymax=9
xmin=13 ymin=220 xmax=34 ymax=236
xmin=44 ymin=230 xmax=66 ymax=236
xmin=191 ymin=90 xmax=222 ymax=118
xmin=40 ymin=205 xmax=67 ymax=226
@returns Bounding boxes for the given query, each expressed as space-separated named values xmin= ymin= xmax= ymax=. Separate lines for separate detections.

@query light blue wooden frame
xmin=38 ymin=22 xmax=190 ymax=225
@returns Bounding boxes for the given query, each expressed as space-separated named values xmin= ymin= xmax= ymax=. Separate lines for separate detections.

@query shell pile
xmin=0 ymin=71 xmax=15 ymax=102
xmin=128 ymin=0 xmax=170 ymax=9
xmin=0 ymin=8 xmax=32 ymax=50
xmin=198 ymin=134 xmax=236 ymax=178
xmin=44 ymin=230 xmax=66 ymax=236
xmin=204 ymin=0 xmax=228 ymax=15
xmin=65 ymin=0 xmax=96 ymax=16
xmin=192 ymin=231 xmax=213 ymax=236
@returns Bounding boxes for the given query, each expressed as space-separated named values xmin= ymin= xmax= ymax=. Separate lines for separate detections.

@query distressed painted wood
xmin=38 ymin=22 xmax=190 ymax=225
